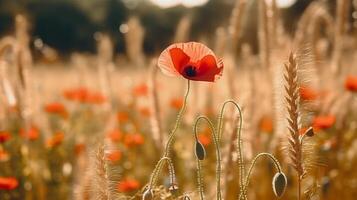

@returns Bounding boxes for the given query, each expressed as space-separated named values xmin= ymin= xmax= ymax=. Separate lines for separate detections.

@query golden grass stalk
xmin=148 ymin=58 xmax=164 ymax=150
xmin=228 ymin=0 xmax=246 ymax=53
xmin=294 ymin=2 xmax=323 ymax=47
xmin=284 ymin=53 xmax=303 ymax=200
xmin=258 ymin=0 xmax=270 ymax=69
xmin=270 ymin=0 xmax=279 ymax=45
xmin=96 ymin=33 xmax=114 ymax=112
xmin=93 ymin=144 xmax=109 ymax=200
xmin=331 ymin=0 xmax=350 ymax=74
xmin=306 ymin=6 xmax=333 ymax=68
xmin=124 ymin=17 xmax=145 ymax=67
xmin=174 ymin=15 xmax=192 ymax=43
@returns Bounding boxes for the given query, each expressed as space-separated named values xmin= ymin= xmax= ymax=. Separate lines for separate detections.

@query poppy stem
xmin=239 ymin=153 xmax=282 ymax=199
xmin=193 ymin=116 xmax=222 ymax=200
xmin=216 ymin=100 xmax=245 ymax=199
xmin=148 ymin=80 xmax=190 ymax=191
xmin=163 ymin=79 xmax=191 ymax=157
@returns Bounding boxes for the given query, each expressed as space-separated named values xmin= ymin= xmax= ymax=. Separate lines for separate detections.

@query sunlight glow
xmin=276 ymin=0 xmax=297 ymax=8
xmin=149 ymin=0 xmax=209 ymax=8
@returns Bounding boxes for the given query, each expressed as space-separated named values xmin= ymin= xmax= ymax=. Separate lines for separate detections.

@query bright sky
xmin=150 ymin=0 xmax=297 ymax=9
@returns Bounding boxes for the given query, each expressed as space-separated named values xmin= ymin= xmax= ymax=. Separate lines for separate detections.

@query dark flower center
xmin=184 ymin=65 xmax=197 ymax=77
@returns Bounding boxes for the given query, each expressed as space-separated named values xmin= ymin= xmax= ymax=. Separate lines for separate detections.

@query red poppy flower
xmin=117 ymin=178 xmax=140 ymax=192
xmin=299 ymin=85 xmax=318 ymax=101
xmin=259 ymin=116 xmax=273 ymax=133
xmin=74 ymin=143 xmax=86 ymax=156
xmin=0 ymin=149 xmax=10 ymax=162
xmin=44 ymin=102 xmax=68 ymax=118
xmin=133 ymin=83 xmax=148 ymax=97
xmin=345 ymin=75 xmax=357 ymax=92
xmin=0 ymin=131 xmax=11 ymax=143
xmin=312 ymin=115 xmax=336 ymax=131
xmin=138 ymin=107 xmax=151 ymax=117
xmin=63 ymin=87 xmax=106 ymax=104
xmin=46 ymin=132 xmax=65 ymax=148
xmin=117 ymin=111 xmax=129 ymax=123
xmin=170 ymin=98 xmax=183 ymax=110
xmin=105 ymin=150 xmax=122 ymax=163
xmin=158 ymin=42 xmax=223 ymax=82
xmin=0 ymin=177 xmax=18 ymax=190
xmin=20 ymin=126 xmax=40 ymax=141
xmin=87 ymin=92 xmax=106 ymax=104
xmin=107 ymin=129 xmax=122 ymax=143
xmin=124 ymin=133 xmax=144 ymax=148
xmin=63 ymin=87 xmax=89 ymax=102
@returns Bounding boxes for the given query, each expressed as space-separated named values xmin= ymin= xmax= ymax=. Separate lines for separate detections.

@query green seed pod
xmin=142 ymin=189 xmax=154 ymax=200
xmin=272 ymin=172 xmax=287 ymax=198
xmin=195 ymin=141 xmax=206 ymax=160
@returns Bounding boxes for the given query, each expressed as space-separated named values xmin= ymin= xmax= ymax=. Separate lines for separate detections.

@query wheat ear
xmin=284 ymin=53 xmax=303 ymax=200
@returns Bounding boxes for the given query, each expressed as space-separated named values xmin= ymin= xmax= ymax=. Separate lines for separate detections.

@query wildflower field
xmin=0 ymin=0 xmax=357 ymax=200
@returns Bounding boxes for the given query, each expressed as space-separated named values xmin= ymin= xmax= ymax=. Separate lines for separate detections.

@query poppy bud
xmin=304 ymin=127 xmax=314 ymax=137
xmin=272 ymin=172 xmax=287 ymax=198
xmin=195 ymin=141 xmax=206 ymax=160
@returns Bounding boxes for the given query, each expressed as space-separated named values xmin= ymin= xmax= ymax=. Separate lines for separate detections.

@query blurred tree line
xmin=0 ymin=0 xmax=329 ymax=56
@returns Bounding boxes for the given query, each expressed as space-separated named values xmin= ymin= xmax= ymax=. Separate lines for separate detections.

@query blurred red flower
xmin=198 ymin=134 xmax=211 ymax=146
xmin=312 ymin=115 xmax=336 ymax=131
xmin=344 ymin=75 xmax=357 ymax=92
xmin=158 ymin=42 xmax=223 ymax=82
xmin=87 ymin=92 xmax=106 ymax=104
xmin=117 ymin=178 xmax=140 ymax=192
xmin=138 ymin=107 xmax=151 ymax=117
xmin=133 ymin=83 xmax=148 ymax=97
xmin=46 ymin=132 xmax=65 ymax=148
xmin=117 ymin=111 xmax=129 ymax=123
xmin=0 ymin=177 xmax=18 ymax=190
xmin=299 ymin=85 xmax=318 ymax=101
xmin=0 ymin=131 xmax=11 ymax=143
xmin=74 ymin=143 xmax=86 ymax=156
xmin=170 ymin=98 xmax=183 ymax=110
xmin=63 ymin=87 xmax=89 ymax=102
xmin=124 ymin=133 xmax=144 ymax=147
xmin=106 ymin=150 xmax=122 ymax=163
xmin=0 ymin=149 xmax=10 ymax=162
xmin=259 ymin=116 xmax=273 ymax=133
xmin=44 ymin=102 xmax=68 ymax=118
xmin=20 ymin=126 xmax=40 ymax=141
xmin=107 ymin=129 xmax=122 ymax=143
xmin=63 ymin=87 xmax=106 ymax=104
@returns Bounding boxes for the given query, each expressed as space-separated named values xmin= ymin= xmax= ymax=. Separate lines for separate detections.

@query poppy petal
xmin=169 ymin=48 xmax=190 ymax=74
xmin=192 ymin=55 xmax=223 ymax=82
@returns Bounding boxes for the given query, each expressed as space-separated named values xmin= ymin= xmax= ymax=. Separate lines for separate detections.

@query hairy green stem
xmin=148 ymin=156 xmax=176 ymax=190
xmin=148 ymin=80 xmax=190 ymax=189
xmin=193 ymin=116 xmax=221 ymax=200
xmin=217 ymin=100 xmax=244 ymax=199
xmin=164 ymin=79 xmax=191 ymax=157
xmin=196 ymin=159 xmax=204 ymax=200
xmin=240 ymin=153 xmax=282 ymax=198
